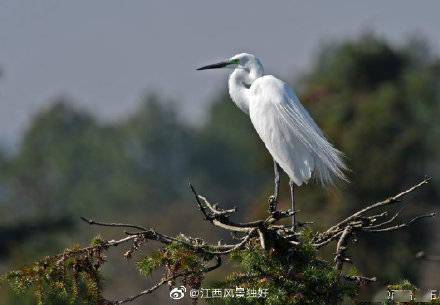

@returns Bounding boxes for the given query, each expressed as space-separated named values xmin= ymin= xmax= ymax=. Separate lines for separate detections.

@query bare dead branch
xmin=80 ymin=217 xmax=148 ymax=232
xmin=189 ymin=182 xmax=211 ymax=220
xmin=365 ymin=212 xmax=437 ymax=232
xmin=365 ymin=205 xmax=406 ymax=229
xmin=335 ymin=225 xmax=353 ymax=272
xmin=325 ymin=177 xmax=430 ymax=234
xmin=197 ymin=194 xmax=237 ymax=217
xmin=80 ymin=216 xmax=245 ymax=256
xmin=313 ymin=177 xmax=433 ymax=248
xmin=343 ymin=275 xmax=377 ymax=283
xmin=190 ymin=183 xmax=261 ymax=232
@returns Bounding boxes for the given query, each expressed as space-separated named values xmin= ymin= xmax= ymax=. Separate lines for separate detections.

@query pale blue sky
xmin=1 ymin=1 xmax=440 ymax=148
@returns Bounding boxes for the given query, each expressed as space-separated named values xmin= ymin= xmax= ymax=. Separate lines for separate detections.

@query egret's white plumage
xmin=250 ymin=75 xmax=346 ymax=186
xmin=197 ymin=53 xmax=347 ymax=227
xmin=225 ymin=53 xmax=347 ymax=186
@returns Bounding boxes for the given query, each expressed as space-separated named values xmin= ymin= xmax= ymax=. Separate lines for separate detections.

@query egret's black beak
xmin=196 ymin=61 xmax=229 ymax=71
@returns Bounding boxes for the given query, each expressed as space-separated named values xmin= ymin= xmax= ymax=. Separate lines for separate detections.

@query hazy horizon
xmin=1 ymin=1 xmax=440 ymax=148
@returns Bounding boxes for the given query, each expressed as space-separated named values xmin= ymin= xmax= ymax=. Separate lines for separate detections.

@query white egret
xmin=197 ymin=53 xmax=347 ymax=228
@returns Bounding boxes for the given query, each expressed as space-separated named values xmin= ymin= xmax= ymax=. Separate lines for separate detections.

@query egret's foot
xmin=288 ymin=207 xmax=297 ymax=231
xmin=268 ymin=195 xmax=278 ymax=214
xmin=291 ymin=220 xmax=297 ymax=232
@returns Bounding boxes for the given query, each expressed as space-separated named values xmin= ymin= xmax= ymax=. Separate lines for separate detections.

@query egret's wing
xmin=249 ymin=76 xmax=347 ymax=186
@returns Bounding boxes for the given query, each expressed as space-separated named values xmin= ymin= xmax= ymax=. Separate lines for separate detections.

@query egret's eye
xmin=229 ymin=58 xmax=240 ymax=65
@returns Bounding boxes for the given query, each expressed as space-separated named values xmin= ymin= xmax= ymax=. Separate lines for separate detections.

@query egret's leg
xmin=273 ymin=160 xmax=281 ymax=200
xmin=289 ymin=180 xmax=296 ymax=229
xmin=269 ymin=160 xmax=281 ymax=213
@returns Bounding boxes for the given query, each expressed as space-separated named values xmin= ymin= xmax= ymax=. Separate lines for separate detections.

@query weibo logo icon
xmin=169 ymin=286 xmax=186 ymax=300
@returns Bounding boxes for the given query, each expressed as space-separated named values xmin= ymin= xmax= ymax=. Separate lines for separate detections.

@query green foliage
xmin=209 ymin=234 xmax=357 ymax=305
xmin=90 ymin=235 xmax=105 ymax=247
xmin=387 ymin=279 xmax=417 ymax=291
xmin=137 ymin=241 xmax=215 ymax=289
xmin=1 ymin=246 xmax=104 ymax=305
xmin=134 ymin=236 xmax=358 ymax=305
xmin=137 ymin=253 xmax=161 ymax=277
xmin=381 ymin=279 xmax=440 ymax=304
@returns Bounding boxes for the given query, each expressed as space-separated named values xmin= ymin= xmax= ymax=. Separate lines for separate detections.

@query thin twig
xmin=109 ymin=256 xmax=222 ymax=304
xmin=326 ymin=178 xmax=430 ymax=234
xmin=313 ymin=178 xmax=431 ymax=247
xmin=365 ymin=205 xmax=406 ymax=229
xmin=189 ymin=184 xmax=259 ymax=232
xmin=109 ymin=271 xmax=191 ymax=304
xmin=365 ymin=212 xmax=437 ymax=232
xmin=80 ymin=217 xmax=148 ymax=232
xmin=343 ymin=275 xmax=377 ymax=283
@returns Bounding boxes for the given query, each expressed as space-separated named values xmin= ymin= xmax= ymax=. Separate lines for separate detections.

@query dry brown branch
xmin=80 ymin=217 xmax=148 ymax=232
xmin=335 ymin=225 xmax=353 ymax=273
xmin=312 ymin=177 xmax=435 ymax=249
xmin=343 ymin=275 xmax=377 ymax=283
xmin=80 ymin=217 xmax=242 ymax=256
xmin=190 ymin=183 xmax=262 ymax=232
xmin=364 ymin=212 xmax=437 ymax=232
xmin=325 ymin=177 xmax=429 ymax=233
xmin=365 ymin=205 xmax=406 ymax=229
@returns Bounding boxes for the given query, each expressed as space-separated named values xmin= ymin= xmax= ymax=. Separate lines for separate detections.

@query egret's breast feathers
xmin=249 ymin=76 xmax=347 ymax=186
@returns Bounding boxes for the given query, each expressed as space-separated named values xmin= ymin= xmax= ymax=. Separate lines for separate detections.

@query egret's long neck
xmin=228 ymin=64 xmax=263 ymax=115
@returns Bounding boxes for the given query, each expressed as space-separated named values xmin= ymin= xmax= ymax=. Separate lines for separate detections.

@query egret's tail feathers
xmin=274 ymin=101 xmax=348 ymax=186
xmin=313 ymin=143 xmax=348 ymax=186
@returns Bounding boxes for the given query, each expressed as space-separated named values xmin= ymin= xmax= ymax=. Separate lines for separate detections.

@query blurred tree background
xmin=0 ymin=33 xmax=439 ymax=304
